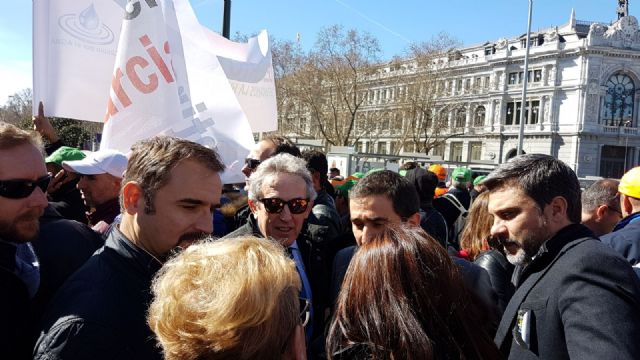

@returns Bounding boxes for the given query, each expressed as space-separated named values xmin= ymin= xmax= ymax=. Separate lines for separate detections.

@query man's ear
xmin=121 ymin=181 xmax=143 ymax=215
xmin=594 ymin=204 xmax=608 ymax=221
xmin=548 ymin=196 xmax=568 ymax=221
xmin=621 ymin=194 xmax=634 ymax=217
xmin=248 ymin=198 xmax=258 ymax=214
xmin=407 ymin=212 xmax=421 ymax=226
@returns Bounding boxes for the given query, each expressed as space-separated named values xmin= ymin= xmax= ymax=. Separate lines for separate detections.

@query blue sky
xmin=0 ymin=0 xmax=627 ymax=104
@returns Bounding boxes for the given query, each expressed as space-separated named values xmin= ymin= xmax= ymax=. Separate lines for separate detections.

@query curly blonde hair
xmin=147 ymin=236 xmax=301 ymax=360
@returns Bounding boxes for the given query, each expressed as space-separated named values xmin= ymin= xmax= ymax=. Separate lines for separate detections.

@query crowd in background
xmin=2 ymin=109 xmax=640 ymax=359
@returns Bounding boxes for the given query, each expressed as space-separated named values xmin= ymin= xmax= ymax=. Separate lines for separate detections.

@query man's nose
xmin=194 ymin=210 xmax=214 ymax=234
xmin=490 ymin=220 xmax=507 ymax=239
xmin=278 ymin=204 xmax=293 ymax=221
xmin=30 ymin=186 xmax=49 ymax=210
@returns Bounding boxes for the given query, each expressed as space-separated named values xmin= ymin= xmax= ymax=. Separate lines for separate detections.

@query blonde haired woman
xmin=148 ymin=237 xmax=307 ymax=360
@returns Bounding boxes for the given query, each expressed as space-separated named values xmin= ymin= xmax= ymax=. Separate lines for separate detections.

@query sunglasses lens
xmin=262 ymin=198 xmax=285 ymax=213
xmin=245 ymin=158 xmax=261 ymax=169
xmin=0 ymin=175 xmax=50 ymax=199
xmin=288 ymin=199 xmax=309 ymax=214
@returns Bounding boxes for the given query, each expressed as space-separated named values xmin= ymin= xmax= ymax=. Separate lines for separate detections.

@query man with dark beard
xmin=486 ymin=154 xmax=640 ymax=360
xmin=0 ymin=123 xmax=50 ymax=359
xmin=35 ymin=137 xmax=225 ymax=360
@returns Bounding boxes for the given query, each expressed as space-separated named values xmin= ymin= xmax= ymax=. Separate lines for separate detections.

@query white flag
xmin=33 ymin=0 xmax=122 ymax=122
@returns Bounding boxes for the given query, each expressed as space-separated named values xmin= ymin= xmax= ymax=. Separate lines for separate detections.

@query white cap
xmin=62 ymin=149 xmax=128 ymax=178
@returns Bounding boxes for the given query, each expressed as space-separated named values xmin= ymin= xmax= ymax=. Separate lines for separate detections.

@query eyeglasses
xmin=258 ymin=197 xmax=310 ymax=214
xmin=607 ymin=205 xmax=623 ymax=217
xmin=299 ymin=297 xmax=311 ymax=327
xmin=0 ymin=174 xmax=51 ymax=199
xmin=244 ymin=158 xmax=261 ymax=170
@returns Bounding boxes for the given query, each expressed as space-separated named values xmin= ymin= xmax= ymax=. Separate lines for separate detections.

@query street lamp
xmin=624 ymin=119 xmax=632 ymax=173
xmin=517 ymin=0 xmax=533 ymax=155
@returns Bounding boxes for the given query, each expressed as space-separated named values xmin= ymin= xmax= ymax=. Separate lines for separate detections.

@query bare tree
xmin=283 ymin=25 xmax=382 ymax=147
xmin=0 ymin=88 xmax=33 ymax=127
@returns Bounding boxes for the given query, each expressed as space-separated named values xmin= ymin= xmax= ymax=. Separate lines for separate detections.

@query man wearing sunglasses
xmin=581 ymin=178 xmax=622 ymax=237
xmin=0 ymin=122 xmax=50 ymax=359
xmin=35 ymin=137 xmax=225 ymax=360
xmin=225 ymin=153 xmax=329 ymax=347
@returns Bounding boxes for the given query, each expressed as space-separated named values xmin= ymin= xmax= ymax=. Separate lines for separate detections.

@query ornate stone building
xmin=362 ymin=7 xmax=640 ymax=178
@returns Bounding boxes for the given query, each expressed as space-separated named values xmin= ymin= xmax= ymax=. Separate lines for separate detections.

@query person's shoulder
xmin=601 ymin=221 xmax=640 ymax=245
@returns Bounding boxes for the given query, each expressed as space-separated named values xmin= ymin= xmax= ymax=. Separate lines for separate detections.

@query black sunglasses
xmin=244 ymin=158 xmax=261 ymax=170
xmin=259 ymin=197 xmax=310 ymax=214
xmin=0 ymin=174 xmax=51 ymax=199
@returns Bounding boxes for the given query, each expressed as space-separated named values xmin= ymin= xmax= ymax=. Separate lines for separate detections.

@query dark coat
xmin=600 ymin=212 xmax=640 ymax=266
xmin=224 ymin=215 xmax=331 ymax=342
xmin=47 ymin=178 xmax=87 ymax=224
xmin=474 ymin=249 xmax=515 ymax=315
xmin=495 ymin=224 xmax=640 ymax=359
xmin=0 ymin=240 xmax=32 ymax=360
xmin=34 ymin=227 xmax=163 ymax=360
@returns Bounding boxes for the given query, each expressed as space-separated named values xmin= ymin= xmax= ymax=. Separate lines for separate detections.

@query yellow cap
xmin=619 ymin=166 xmax=640 ymax=199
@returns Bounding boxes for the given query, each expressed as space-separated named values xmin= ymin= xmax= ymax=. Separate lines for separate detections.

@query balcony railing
xmin=602 ymin=125 xmax=639 ymax=135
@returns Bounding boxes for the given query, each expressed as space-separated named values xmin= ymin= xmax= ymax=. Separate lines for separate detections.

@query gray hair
xmin=582 ymin=179 xmax=620 ymax=213
xmin=248 ymin=153 xmax=317 ymax=202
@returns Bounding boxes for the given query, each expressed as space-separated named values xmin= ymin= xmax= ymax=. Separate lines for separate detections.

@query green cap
xmin=335 ymin=179 xmax=357 ymax=198
xmin=473 ymin=175 xmax=487 ymax=186
xmin=351 ymin=172 xmax=366 ymax=179
xmin=45 ymin=146 xmax=86 ymax=166
xmin=451 ymin=167 xmax=472 ymax=183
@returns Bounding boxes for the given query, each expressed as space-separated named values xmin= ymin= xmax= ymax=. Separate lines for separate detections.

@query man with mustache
xmin=487 ymin=154 xmax=640 ymax=359
xmin=0 ymin=123 xmax=50 ymax=359
xmin=35 ymin=136 xmax=224 ymax=360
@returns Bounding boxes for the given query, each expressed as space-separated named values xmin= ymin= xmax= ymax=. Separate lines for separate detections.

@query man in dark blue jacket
xmin=601 ymin=167 xmax=640 ymax=265
xmin=35 ymin=137 xmax=225 ymax=360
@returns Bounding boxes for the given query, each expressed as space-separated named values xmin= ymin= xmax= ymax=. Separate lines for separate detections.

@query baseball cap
xmin=62 ymin=149 xmax=128 ymax=178
xmin=619 ymin=166 xmax=640 ymax=199
xmin=45 ymin=146 xmax=86 ymax=166
xmin=335 ymin=179 xmax=357 ymax=198
xmin=428 ymin=164 xmax=447 ymax=181
xmin=451 ymin=167 xmax=472 ymax=183
xmin=473 ymin=175 xmax=487 ymax=186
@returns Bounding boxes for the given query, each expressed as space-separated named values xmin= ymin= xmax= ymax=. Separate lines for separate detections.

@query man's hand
xmin=33 ymin=101 xmax=60 ymax=143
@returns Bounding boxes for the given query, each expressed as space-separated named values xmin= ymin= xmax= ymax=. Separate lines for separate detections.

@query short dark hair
xmin=406 ymin=168 xmax=438 ymax=205
xmin=123 ymin=136 xmax=225 ymax=214
xmin=350 ymin=170 xmax=419 ymax=219
xmin=329 ymin=167 xmax=340 ymax=175
xmin=483 ymin=154 xmax=581 ymax=223
xmin=263 ymin=134 xmax=301 ymax=158
xmin=582 ymin=179 xmax=620 ymax=213
xmin=302 ymin=149 xmax=328 ymax=178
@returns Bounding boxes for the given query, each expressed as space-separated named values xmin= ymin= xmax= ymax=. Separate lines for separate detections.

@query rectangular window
xmin=431 ymin=143 xmax=445 ymax=157
xmin=465 ymin=79 xmax=471 ymax=90
xmin=529 ymin=100 xmax=540 ymax=124
xmin=506 ymin=102 xmax=515 ymax=125
xmin=469 ymin=142 xmax=482 ymax=161
xmin=508 ymin=72 xmax=518 ymax=85
xmin=355 ymin=142 xmax=363 ymax=153
xmin=456 ymin=79 xmax=463 ymax=92
xmin=377 ymin=142 xmax=387 ymax=154
xmin=533 ymin=69 xmax=542 ymax=82
xmin=484 ymin=46 xmax=495 ymax=55
xmin=450 ymin=142 xmax=463 ymax=162
xmin=403 ymin=142 xmax=415 ymax=153
xmin=484 ymin=76 xmax=491 ymax=88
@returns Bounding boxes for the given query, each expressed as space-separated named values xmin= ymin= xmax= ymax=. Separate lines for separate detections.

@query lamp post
xmin=517 ymin=0 xmax=533 ymax=155
xmin=222 ymin=0 xmax=231 ymax=39
xmin=624 ymin=119 xmax=632 ymax=173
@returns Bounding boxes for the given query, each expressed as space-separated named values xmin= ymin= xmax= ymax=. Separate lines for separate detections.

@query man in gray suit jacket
xmin=486 ymin=154 xmax=640 ymax=360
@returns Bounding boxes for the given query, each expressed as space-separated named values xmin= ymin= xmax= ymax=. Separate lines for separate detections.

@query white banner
xmin=33 ymin=0 xmax=122 ymax=122
xmin=32 ymin=0 xmax=277 ymax=183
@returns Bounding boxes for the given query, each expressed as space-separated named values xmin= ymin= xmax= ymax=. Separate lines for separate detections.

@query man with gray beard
xmin=486 ymin=154 xmax=640 ymax=360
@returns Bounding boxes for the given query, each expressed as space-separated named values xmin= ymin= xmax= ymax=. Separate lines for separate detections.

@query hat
xmin=45 ymin=146 xmax=86 ymax=166
xmin=619 ymin=166 xmax=640 ymax=199
xmin=473 ymin=175 xmax=487 ymax=186
xmin=335 ymin=179 xmax=357 ymax=198
xmin=428 ymin=164 xmax=447 ymax=181
xmin=451 ymin=167 xmax=472 ymax=183
xmin=62 ymin=149 xmax=128 ymax=178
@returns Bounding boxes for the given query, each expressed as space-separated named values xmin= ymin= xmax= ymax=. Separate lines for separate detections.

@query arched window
xmin=455 ymin=108 xmax=466 ymax=128
xmin=474 ymin=106 xmax=486 ymax=127
xmin=603 ymin=73 xmax=635 ymax=126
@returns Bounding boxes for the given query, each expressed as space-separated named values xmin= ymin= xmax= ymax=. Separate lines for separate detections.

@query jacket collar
xmin=612 ymin=211 xmax=640 ymax=232
xmin=105 ymin=226 xmax=163 ymax=278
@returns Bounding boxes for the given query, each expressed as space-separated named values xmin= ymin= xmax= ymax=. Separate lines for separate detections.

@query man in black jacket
xmin=0 ymin=122 xmax=50 ymax=359
xmin=35 ymin=137 xmax=225 ymax=360
xmin=224 ymin=153 xmax=329 ymax=346
xmin=487 ymin=154 xmax=640 ymax=360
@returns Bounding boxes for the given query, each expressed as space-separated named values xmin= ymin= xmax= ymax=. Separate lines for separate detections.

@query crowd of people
xmin=2 ymin=112 xmax=640 ymax=359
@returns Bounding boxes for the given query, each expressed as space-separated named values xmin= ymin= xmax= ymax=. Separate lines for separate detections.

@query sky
xmin=0 ymin=0 xmax=629 ymax=105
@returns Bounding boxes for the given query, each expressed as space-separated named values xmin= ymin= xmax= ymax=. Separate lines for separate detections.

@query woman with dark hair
xmin=459 ymin=191 xmax=514 ymax=314
xmin=326 ymin=224 xmax=500 ymax=359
